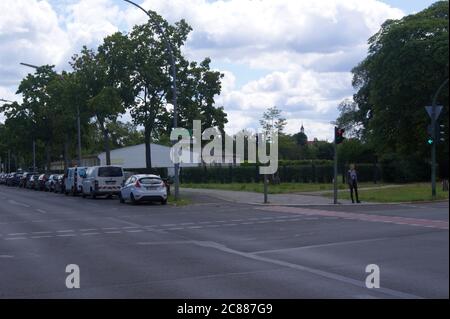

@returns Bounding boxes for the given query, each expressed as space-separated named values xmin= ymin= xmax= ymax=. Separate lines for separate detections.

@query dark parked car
xmin=54 ymin=174 xmax=65 ymax=194
xmin=6 ymin=172 xmax=21 ymax=187
xmin=0 ymin=173 xmax=7 ymax=185
xmin=20 ymin=172 xmax=37 ymax=188
xmin=35 ymin=174 xmax=49 ymax=191
xmin=26 ymin=175 xmax=39 ymax=189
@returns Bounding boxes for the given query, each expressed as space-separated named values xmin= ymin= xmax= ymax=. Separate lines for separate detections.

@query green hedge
xmin=180 ymin=163 xmax=381 ymax=184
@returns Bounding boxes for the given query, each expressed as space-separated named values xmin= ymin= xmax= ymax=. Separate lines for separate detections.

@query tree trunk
xmin=144 ymin=126 xmax=152 ymax=169
xmin=63 ymin=135 xmax=70 ymax=171
xmin=103 ymin=127 xmax=111 ymax=165
xmin=45 ymin=143 xmax=51 ymax=173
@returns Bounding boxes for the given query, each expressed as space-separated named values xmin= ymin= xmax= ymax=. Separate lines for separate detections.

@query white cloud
xmin=1 ymin=0 xmax=405 ymax=140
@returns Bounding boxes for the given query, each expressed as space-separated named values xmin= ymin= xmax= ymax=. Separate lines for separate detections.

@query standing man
xmin=348 ymin=164 xmax=361 ymax=204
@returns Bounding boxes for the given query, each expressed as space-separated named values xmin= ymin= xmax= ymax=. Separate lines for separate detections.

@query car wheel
xmin=130 ymin=193 xmax=137 ymax=205
xmin=90 ymin=189 xmax=96 ymax=199
xmin=161 ymin=199 xmax=167 ymax=205
xmin=119 ymin=193 xmax=125 ymax=204
xmin=82 ymin=192 xmax=86 ymax=198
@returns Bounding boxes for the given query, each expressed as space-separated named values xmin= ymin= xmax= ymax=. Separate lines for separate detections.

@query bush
xmin=379 ymin=154 xmax=430 ymax=183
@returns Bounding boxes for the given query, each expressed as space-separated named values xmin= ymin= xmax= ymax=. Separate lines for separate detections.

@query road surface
xmin=0 ymin=186 xmax=448 ymax=298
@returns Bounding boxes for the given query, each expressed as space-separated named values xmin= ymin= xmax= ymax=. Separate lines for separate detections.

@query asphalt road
xmin=0 ymin=185 xmax=448 ymax=299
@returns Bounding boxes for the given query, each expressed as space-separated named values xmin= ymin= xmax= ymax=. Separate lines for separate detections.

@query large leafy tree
xmin=339 ymin=1 xmax=449 ymax=171
xmin=71 ymin=35 xmax=134 ymax=165
xmin=13 ymin=65 xmax=61 ymax=171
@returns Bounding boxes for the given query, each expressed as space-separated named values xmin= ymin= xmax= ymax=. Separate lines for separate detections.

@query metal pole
xmin=123 ymin=0 xmax=179 ymax=200
xmin=431 ymin=78 xmax=449 ymax=199
xmin=77 ymin=105 xmax=82 ymax=166
xmin=32 ymin=139 xmax=36 ymax=172
xmin=333 ymin=139 xmax=338 ymax=204
xmin=264 ymin=174 xmax=268 ymax=204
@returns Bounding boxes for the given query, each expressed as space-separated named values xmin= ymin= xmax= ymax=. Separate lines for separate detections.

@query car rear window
xmin=98 ymin=167 xmax=123 ymax=177
xmin=139 ymin=177 xmax=162 ymax=184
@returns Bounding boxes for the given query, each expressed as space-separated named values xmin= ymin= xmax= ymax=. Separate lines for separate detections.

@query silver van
xmin=65 ymin=167 xmax=87 ymax=196
xmin=81 ymin=166 xmax=124 ymax=199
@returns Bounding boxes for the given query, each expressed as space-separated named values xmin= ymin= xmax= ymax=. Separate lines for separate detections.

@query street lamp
xmin=20 ymin=62 xmax=83 ymax=168
xmin=123 ymin=0 xmax=180 ymax=200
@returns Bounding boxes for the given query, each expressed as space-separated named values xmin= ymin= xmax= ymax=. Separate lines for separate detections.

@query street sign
xmin=425 ymin=105 xmax=443 ymax=121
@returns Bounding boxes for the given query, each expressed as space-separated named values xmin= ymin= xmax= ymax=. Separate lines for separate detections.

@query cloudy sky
xmin=0 ymin=0 xmax=438 ymax=141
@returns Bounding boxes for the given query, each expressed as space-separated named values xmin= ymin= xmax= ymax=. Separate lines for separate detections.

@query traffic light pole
xmin=430 ymin=78 xmax=449 ymax=199
xmin=333 ymin=139 xmax=338 ymax=204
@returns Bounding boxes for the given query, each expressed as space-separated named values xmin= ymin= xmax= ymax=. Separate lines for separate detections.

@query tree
xmin=126 ymin=17 xmax=182 ymax=169
xmin=293 ymin=131 xmax=308 ymax=146
xmin=260 ymin=106 xmax=287 ymax=139
xmin=13 ymin=65 xmax=62 ymax=171
xmin=341 ymin=1 xmax=449 ymax=171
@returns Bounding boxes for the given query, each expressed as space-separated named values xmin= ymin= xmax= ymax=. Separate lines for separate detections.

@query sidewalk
xmin=181 ymin=187 xmax=355 ymax=206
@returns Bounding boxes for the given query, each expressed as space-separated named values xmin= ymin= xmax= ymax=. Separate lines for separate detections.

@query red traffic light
xmin=334 ymin=127 xmax=345 ymax=144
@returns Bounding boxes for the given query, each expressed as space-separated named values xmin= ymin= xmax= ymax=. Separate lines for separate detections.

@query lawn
xmin=167 ymin=194 xmax=192 ymax=206
xmin=181 ymin=182 xmax=449 ymax=202
xmin=181 ymin=182 xmax=387 ymax=194
xmin=334 ymin=183 xmax=449 ymax=203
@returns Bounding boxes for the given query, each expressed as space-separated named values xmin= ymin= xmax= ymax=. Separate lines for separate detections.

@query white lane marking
xmin=57 ymin=234 xmax=76 ymax=237
xmin=122 ymin=226 xmax=140 ymax=229
xmin=5 ymin=237 xmax=27 ymax=241
xmin=81 ymin=232 xmax=100 ymax=236
xmin=7 ymin=233 xmax=27 ymax=236
xmin=105 ymin=231 xmax=122 ymax=234
xmin=126 ymin=230 xmax=144 ymax=233
xmin=167 ymin=228 xmax=184 ymax=230
xmin=0 ymin=255 xmax=14 ymax=258
xmin=80 ymin=229 xmax=97 ymax=232
xmin=30 ymin=235 xmax=53 ymax=239
xmin=32 ymin=231 xmax=52 ymax=234
xmin=57 ymin=230 xmax=74 ymax=233
xmin=193 ymin=241 xmax=422 ymax=299
xmin=36 ymin=209 xmax=47 ymax=214
xmin=7 ymin=200 xmax=30 ymax=208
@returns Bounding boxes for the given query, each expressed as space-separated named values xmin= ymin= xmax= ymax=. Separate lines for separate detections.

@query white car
xmin=81 ymin=166 xmax=124 ymax=199
xmin=119 ymin=174 xmax=167 ymax=205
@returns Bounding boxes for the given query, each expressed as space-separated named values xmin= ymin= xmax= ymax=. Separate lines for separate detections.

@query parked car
xmin=20 ymin=172 xmax=37 ymax=188
xmin=0 ymin=173 xmax=7 ymax=185
xmin=6 ymin=172 xmax=20 ymax=187
xmin=45 ymin=174 xmax=59 ymax=192
xmin=119 ymin=174 xmax=167 ymax=205
xmin=26 ymin=175 xmax=38 ymax=189
xmin=81 ymin=166 xmax=124 ymax=199
xmin=65 ymin=167 xmax=87 ymax=196
xmin=54 ymin=174 xmax=65 ymax=194
xmin=35 ymin=174 xmax=49 ymax=191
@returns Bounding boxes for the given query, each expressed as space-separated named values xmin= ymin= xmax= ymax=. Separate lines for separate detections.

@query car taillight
xmin=135 ymin=180 xmax=141 ymax=188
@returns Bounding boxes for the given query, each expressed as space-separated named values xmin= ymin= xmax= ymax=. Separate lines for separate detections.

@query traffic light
xmin=334 ymin=127 xmax=345 ymax=144
xmin=427 ymin=124 xmax=434 ymax=145
xmin=427 ymin=123 xmax=445 ymax=145
xmin=437 ymin=124 xmax=445 ymax=143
